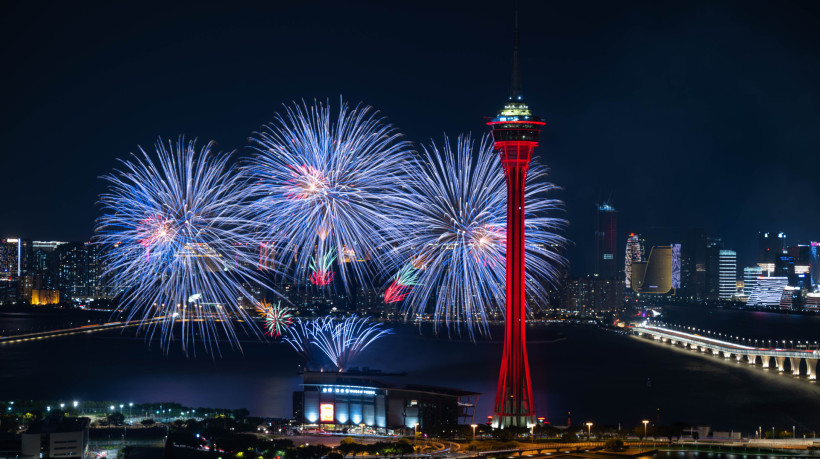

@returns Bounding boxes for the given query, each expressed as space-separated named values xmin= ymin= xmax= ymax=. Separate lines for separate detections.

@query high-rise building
xmin=594 ymin=202 xmax=617 ymax=280
xmin=624 ymin=233 xmax=644 ymax=289
xmin=758 ymin=232 xmax=786 ymax=264
xmin=718 ymin=250 xmax=737 ymax=300
xmin=0 ymin=238 xmax=21 ymax=279
xmin=486 ymin=13 xmax=542 ymax=428
xmin=705 ymin=238 xmax=723 ymax=300
xmin=56 ymin=242 xmax=103 ymax=301
xmin=743 ymin=266 xmax=763 ymax=296
xmin=0 ymin=238 xmax=22 ymax=304
xmin=680 ymin=228 xmax=707 ymax=300
xmin=811 ymin=242 xmax=820 ymax=290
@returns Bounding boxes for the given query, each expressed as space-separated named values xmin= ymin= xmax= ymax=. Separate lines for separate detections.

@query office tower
xmin=595 ymin=202 xmax=617 ymax=280
xmin=811 ymin=242 xmax=819 ymax=290
xmin=705 ymin=238 xmax=723 ymax=300
xmin=718 ymin=250 xmax=737 ymax=300
xmin=681 ymin=228 xmax=707 ymax=300
xmin=758 ymin=232 xmax=786 ymax=264
xmin=624 ymin=233 xmax=644 ymax=289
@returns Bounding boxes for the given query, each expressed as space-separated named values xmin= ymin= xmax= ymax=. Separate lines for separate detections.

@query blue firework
xmin=95 ymin=137 xmax=272 ymax=355
xmin=245 ymin=98 xmax=414 ymax=294
xmin=282 ymin=315 xmax=392 ymax=370
xmin=390 ymin=134 xmax=567 ymax=338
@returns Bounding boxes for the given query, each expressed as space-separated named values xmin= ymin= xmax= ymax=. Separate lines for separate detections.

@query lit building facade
xmin=630 ymin=246 xmax=674 ymax=294
xmin=746 ymin=276 xmax=789 ymax=307
xmin=293 ymin=370 xmax=478 ymax=431
xmin=624 ymin=233 xmax=644 ymax=289
xmin=743 ymin=266 xmax=763 ymax=296
xmin=718 ymin=250 xmax=737 ymax=300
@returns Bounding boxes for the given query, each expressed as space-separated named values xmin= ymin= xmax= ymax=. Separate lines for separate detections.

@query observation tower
xmin=487 ymin=13 xmax=545 ymax=429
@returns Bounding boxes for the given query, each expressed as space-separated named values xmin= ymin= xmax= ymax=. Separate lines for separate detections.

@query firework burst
xmin=282 ymin=315 xmax=392 ymax=370
xmin=391 ymin=134 xmax=567 ymax=338
xmin=95 ymin=137 xmax=272 ymax=355
xmin=245 ymin=98 xmax=414 ymax=293
xmin=256 ymin=301 xmax=294 ymax=338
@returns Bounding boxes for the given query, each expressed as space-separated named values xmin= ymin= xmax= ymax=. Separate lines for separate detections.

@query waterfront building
xmin=718 ymin=250 xmax=737 ymax=300
xmin=293 ymin=370 xmax=478 ymax=431
xmin=811 ymin=242 xmax=820 ymax=290
xmin=56 ymin=242 xmax=103 ymax=301
xmin=746 ymin=276 xmax=789 ymax=307
xmin=743 ymin=266 xmax=763 ymax=296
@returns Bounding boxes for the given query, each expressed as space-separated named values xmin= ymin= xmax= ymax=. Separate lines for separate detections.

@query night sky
xmin=1 ymin=1 xmax=819 ymax=275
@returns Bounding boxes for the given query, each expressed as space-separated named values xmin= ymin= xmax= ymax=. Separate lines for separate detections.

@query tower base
xmin=491 ymin=414 xmax=535 ymax=429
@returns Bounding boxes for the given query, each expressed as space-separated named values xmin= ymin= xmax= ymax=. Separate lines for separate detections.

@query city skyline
xmin=2 ymin=1 xmax=819 ymax=276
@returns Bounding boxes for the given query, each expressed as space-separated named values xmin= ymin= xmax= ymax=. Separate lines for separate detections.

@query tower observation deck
xmin=486 ymin=13 xmax=545 ymax=429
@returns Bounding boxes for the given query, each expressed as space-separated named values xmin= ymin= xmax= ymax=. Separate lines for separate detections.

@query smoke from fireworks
xmin=256 ymin=301 xmax=294 ymax=338
xmin=245 ymin=99 xmax=414 ymax=293
xmin=390 ymin=134 xmax=567 ymax=338
xmin=282 ymin=315 xmax=392 ymax=370
xmin=96 ymin=137 xmax=271 ymax=355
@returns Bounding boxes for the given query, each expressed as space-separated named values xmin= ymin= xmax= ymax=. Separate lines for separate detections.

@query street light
xmin=586 ymin=422 xmax=593 ymax=443
xmin=642 ymin=420 xmax=650 ymax=441
xmin=470 ymin=424 xmax=478 ymax=440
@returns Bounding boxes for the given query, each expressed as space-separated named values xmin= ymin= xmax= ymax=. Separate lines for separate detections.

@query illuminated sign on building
xmin=320 ymin=404 xmax=334 ymax=423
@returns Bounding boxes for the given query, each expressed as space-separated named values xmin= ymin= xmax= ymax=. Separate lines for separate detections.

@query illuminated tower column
xmin=487 ymin=17 xmax=545 ymax=429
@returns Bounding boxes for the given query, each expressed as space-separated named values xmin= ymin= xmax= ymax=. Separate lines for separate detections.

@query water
xmin=3 ymin=306 xmax=820 ymax=435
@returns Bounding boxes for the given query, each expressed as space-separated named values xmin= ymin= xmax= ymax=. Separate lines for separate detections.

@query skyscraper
xmin=624 ymin=233 xmax=644 ymax=289
xmin=705 ymin=238 xmax=723 ymax=300
xmin=758 ymin=232 xmax=786 ymax=264
xmin=718 ymin=249 xmax=737 ymax=300
xmin=595 ymin=202 xmax=617 ymax=280
xmin=487 ymin=13 xmax=543 ymax=429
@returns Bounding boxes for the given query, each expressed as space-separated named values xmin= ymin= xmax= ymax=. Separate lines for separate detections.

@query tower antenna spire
xmin=510 ymin=7 xmax=522 ymax=100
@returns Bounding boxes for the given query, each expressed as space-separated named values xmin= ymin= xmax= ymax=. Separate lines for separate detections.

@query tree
xmin=141 ymin=419 xmax=156 ymax=427
xmin=338 ymin=438 xmax=360 ymax=457
xmin=605 ymin=438 xmax=625 ymax=452
xmin=107 ymin=412 xmax=125 ymax=426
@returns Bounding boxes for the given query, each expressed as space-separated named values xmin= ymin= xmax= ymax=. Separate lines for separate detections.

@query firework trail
xmin=384 ymin=263 xmax=422 ymax=303
xmin=282 ymin=318 xmax=315 ymax=362
xmin=256 ymin=301 xmax=294 ymax=338
xmin=96 ymin=137 xmax=273 ymax=355
xmin=309 ymin=250 xmax=337 ymax=286
xmin=282 ymin=315 xmax=392 ymax=370
xmin=245 ymin=98 xmax=414 ymax=293
xmin=390 ymin=134 xmax=566 ymax=338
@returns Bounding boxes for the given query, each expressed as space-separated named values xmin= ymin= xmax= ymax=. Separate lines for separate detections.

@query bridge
xmin=633 ymin=323 xmax=820 ymax=379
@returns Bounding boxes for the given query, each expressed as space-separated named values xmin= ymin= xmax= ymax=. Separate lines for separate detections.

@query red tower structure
xmin=487 ymin=15 xmax=545 ymax=429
